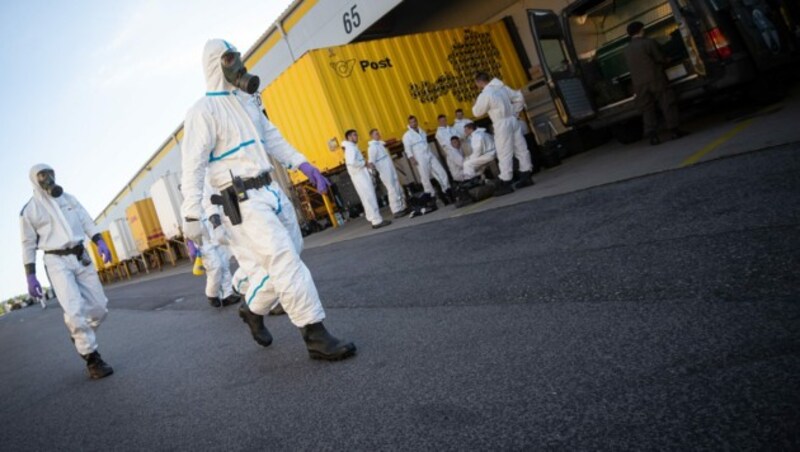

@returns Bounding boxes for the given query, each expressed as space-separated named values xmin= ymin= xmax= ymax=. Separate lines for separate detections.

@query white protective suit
xmin=472 ymin=78 xmax=533 ymax=181
xmin=19 ymin=164 xmax=108 ymax=355
xmin=199 ymin=179 xmax=234 ymax=300
xmin=402 ymin=126 xmax=450 ymax=195
xmin=464 ymin=128 xmax=498 ymax=179
xmin=180 ymin=39 xmax=324 ymax=327
xmin=367 ymin=140 xmax=406 ymax=214
xmin=453 ymin=118 xmax=473 ymax=139
xmin=435 ymin=125 xmax=466 ymax=182
xmin=343 ymin=140 xmax=382 ymax=226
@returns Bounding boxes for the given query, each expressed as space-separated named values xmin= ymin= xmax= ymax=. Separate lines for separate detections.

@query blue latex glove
xmin=187 ymin=240 xmax=199 ymax=261
xmin=96 ymin=238 xmax=112 ymax=264
xmin=298 ymin=162 xmax=330 ymax=194
xmin=27 ymin=274 xmax=43 ymax=299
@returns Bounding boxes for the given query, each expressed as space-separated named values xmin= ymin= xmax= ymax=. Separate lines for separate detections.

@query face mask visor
xmin=37 ymin=169 xmax=63 ymax=198
xmin=221 ymin=51 xmax=260 ymax=94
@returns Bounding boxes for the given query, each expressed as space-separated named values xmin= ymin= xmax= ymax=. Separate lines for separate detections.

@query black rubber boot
xmin=649 ymin=132 xmax=661 ymax=146
xmin=208 ymin=297 xmax=222 ymax=307
xmin=82 ymin=351 xmax=114 ymax=380
xmin=437 ymin=188 xmax=452 ymax=206
xmin=393 ymin=207 xmax=412 ymax=219
xmin=238 ymin=303 xmax=273 ymax=347
xmin=300 ymin=322 xmax=356 ymax=361
xmin=445 ymin=188 xmax=456 ymax=204
xmin=493 ymin=180 xmax=514 ymax=197
xmin=221 ymin=293 xmax=241 ymax=307
xmin=268 ymin=303 xmax=286 ymax=316
xmin=425 ymin=194 xmax=438 ymax=212
xmin=513 ymin=172 xmax=534 ymax=189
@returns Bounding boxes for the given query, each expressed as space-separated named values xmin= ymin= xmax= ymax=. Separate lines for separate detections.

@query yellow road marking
xmin=681 ymin=118 xmax=756 ymax=167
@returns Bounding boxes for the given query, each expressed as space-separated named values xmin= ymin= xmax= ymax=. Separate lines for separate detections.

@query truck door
xmin=527 ymin=9 xmax=595 ymax=127
xmin=726 ymin=0 xmax=797 ymax=70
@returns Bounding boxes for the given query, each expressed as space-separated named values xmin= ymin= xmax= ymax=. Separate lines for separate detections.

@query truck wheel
xmin=611 ymin=119 xmax=643 ymax=144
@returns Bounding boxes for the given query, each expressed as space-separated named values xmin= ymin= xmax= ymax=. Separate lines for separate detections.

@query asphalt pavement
xmin=1 ymin=144 xmax=798 ymax=450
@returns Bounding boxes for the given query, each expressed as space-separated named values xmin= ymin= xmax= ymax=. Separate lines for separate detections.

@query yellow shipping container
xmin=126 ymin=198 xmax=166 ymax=252
xmin=262 ymin=21 xmax=528 ymax=184
xmin=87 ymin=230 xmax=120 ymax=271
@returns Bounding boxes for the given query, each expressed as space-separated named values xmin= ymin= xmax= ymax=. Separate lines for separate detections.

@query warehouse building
xmin=94 ymin=0 xmax=573 ymax=230
xmin=88 ymin=0 xmax=800 ymax=279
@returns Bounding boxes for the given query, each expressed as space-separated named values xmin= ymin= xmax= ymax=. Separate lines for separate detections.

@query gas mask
xmin=221 ymin=51 xmax=260 ymax=94
xmin=36 ymin=169 xmax=63 ymax=198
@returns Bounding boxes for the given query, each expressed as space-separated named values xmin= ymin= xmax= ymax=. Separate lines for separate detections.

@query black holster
xmin=210 ymin=189 xmax=243 ymax=226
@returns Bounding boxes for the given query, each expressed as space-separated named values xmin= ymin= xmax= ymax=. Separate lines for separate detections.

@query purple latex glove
xmin=187 ymin=239 xmax=199 ymax=261
xmin=96 ymin=238 xmax=112 ymax=264
xmin=298 ymin=162 xmax=330 ymax=194
xmin=27 ymin=274 xmax=43 ymax=299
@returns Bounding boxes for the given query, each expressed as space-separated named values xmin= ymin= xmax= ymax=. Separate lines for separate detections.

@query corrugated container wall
xmin=109 ymin=218 xmax=140 ymax=261
xmin=87 ymin=231 xmax=120 ymax=271
xmin=150 ymin=173 xmax=184 ymax=240
xmin=126 ymin=198 xmax=166 ymax=252
xmin=262 ymin=21 xmax=528 ymax=184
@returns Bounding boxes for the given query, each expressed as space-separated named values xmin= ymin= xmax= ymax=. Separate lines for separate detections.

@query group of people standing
xmin=342 ymin=71 xmax=538 ymax=225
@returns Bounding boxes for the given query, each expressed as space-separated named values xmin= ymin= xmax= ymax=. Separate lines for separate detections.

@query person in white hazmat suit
xmin=472 ymin=72 xmax=534 ymax=195
xmin=434 ymin=114 xmax=466 ymax=183
xmin=368 ymin=129 xmax=410 ymax=219
xmin=180 ymin=39 xmax=355 ymax=361
xmin=402 ymin=115 xmax=452 ymax=205
xmin=194 ymin=184 xmax=241 ymax=309
xmin=343 ymin=130 xmax=391 ymax=229
xmin=452 ymin=108 xmax=473 ymax=139
xmin=463 ymin=123 xmax=499 ymax=179
xmin=20 ymin=164 xmax=114 ymax=379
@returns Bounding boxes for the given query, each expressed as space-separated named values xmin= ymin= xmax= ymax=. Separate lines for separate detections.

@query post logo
xmin=331 ymin=58 xmax=394 ymax=78
xmin=330 ymin=59 xmax=357 ymax=78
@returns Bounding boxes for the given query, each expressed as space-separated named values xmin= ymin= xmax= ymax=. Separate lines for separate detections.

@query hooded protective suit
xmin=367 ymin=140 xmax=406 ymax=214
xmin=180 ymin=39 xmax=324 ymax=326
xmin=199 ymin=183 xmax=234 ymax=302
xmin=472 ymin=78 xmax=533 ymax=181
xmin=20 ymin=164 xmax=108 ymax=355
xmin=464 ymin=128 xmax=498 ymax=179
xmin=343 ymin=140 xmax=382 ymax=225
xmin=402 ymin=126 xmax=450 ymax=195
xmin=453 ymin=118 xmax=472 ymax=140
xmin=435 ymin=125 xmax=465 ymax=182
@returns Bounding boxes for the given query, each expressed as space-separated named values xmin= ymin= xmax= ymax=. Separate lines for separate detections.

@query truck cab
xmin=526 ymin=0 xmax=798 ymax=142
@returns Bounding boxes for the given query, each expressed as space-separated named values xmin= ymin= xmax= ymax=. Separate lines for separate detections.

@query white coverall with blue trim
xmin=367 ymin=140 xmax=406 ymax=214
xmin=180 ymin=39 xmax=325 ymax=327
xmin=20 ymin=164 xmax=108 ymax=355
xmin=200 ymin=179 xmax=234 ymax=300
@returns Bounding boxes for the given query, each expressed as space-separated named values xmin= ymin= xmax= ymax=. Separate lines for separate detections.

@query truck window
xmin=540 ymin=39 xmax=572 ymax=74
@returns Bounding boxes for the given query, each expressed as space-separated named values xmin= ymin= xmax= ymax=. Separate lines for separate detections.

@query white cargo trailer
xmin=109 ymin=218 xmax=140 ymax=261
xmin=150 ymin=173 xmax=184 ymax=240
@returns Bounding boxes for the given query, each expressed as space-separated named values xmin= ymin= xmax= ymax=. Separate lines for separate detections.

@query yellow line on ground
xmin=682 ymin=118 xmax=756 ymax=167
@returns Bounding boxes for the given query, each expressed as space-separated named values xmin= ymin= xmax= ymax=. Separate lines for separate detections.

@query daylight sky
xmin=0 ymin=0 xmax=293 ymax=301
